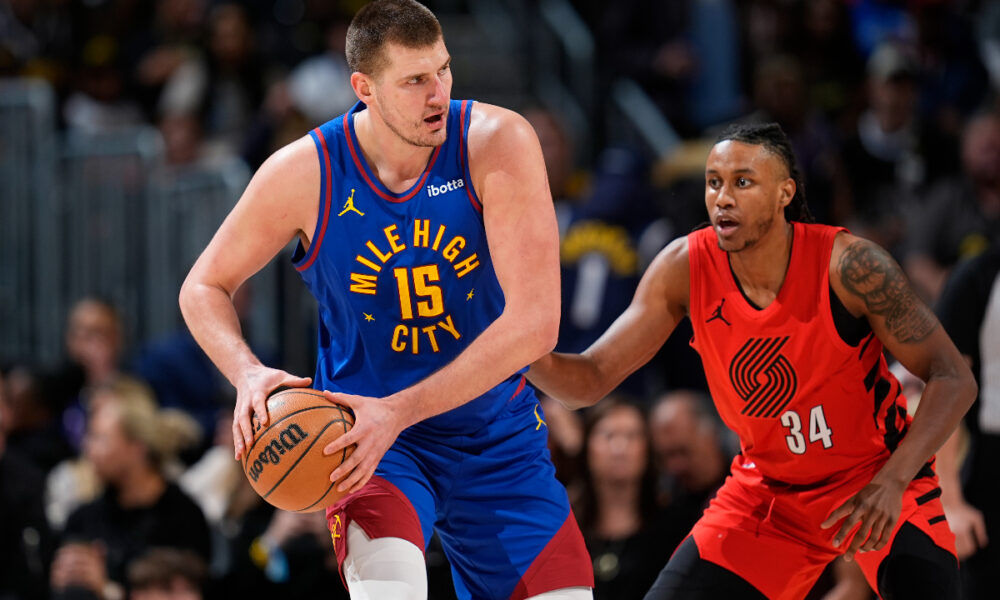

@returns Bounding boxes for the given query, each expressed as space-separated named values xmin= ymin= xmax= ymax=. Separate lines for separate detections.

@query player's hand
xmin=232 ymin=366 xmax=312 ymax=461
xmin=821 ymin=477 xmax=905 ymax=561
xmin=321 ymin=391 xmax=405 ymax=494
xmin=943 ymin=497 xmax=988 ymax=559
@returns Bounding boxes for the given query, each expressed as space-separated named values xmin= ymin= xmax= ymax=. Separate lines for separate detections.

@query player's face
xmin=705 ymin=140 xmax=793 ymax=253
xmin=372 ymin=38 xmax=452 ymax=148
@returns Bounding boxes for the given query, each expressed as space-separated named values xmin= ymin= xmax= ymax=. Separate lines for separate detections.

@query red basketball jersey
xmin=688 ymin=222 xmax=910 ymax=486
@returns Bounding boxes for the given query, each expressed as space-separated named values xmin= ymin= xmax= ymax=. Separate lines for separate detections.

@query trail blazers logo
xmin=729 ymin=336 xmax=797 ymax=418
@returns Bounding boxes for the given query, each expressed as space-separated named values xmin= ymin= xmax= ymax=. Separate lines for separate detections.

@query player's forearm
xmin=390 ymin=309 xmax=558 ymax=428
xmin=179 ymin=279 xmax=262 ymax=386
xmin=527 ymin=352 xmax=610 ymax=409
xmin=874 ymin=372 xmax=976 ymax=488
xmin=935 ymin=426 xmax=967 ymax=504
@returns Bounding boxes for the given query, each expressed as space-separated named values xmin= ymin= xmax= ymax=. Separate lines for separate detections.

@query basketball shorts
xmin=325 ymin=386 xmax=593 ymax=600
xmin=688 ymin=464 xmax=956 ymax=600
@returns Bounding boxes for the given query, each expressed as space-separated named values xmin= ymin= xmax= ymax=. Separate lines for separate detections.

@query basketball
xmin=242 ymin=388 xmax=355 ymax=512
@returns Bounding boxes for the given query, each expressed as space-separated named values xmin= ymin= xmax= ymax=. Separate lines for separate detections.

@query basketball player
xmin=178 ymin=1 xmax=593 ymax=599
xmin=528 ymin=123 xmax=977 ymax=599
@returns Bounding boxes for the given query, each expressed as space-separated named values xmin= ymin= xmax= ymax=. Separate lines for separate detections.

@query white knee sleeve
xmin=343 ymin=522 xmax=427 ymax=600
xmin=525 ymin=587 xmax=594 ymax=600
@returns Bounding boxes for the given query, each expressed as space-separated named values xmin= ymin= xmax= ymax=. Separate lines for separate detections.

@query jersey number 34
xmin=780 ymin=405 xmax=833 ymax=455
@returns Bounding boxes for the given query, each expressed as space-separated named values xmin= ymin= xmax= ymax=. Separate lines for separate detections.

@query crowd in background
xmin=2 ymin=0 xmax=1000 ymax=599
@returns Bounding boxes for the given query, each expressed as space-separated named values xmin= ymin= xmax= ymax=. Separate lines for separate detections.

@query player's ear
xmin=778 ymin=177 xmax=795 ymax=209
xmin=351 ymin=72 xmax=374 ymax=105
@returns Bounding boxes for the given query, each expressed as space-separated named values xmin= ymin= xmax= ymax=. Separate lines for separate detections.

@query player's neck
xmin=728 ymin=220 xmax=793 ymax=303
xmin=354 ymin=110 xmax=435 ymax=192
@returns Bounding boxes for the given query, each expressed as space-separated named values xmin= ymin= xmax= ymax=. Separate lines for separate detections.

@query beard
xmin=376 ymin=93 xmax=448 ymax=148
xmin=717 ymin=212 xmax=775 ymax=253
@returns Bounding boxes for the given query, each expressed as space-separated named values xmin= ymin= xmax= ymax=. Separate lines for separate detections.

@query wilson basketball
xmin=242 ymin=388 xmax=355 ymax=512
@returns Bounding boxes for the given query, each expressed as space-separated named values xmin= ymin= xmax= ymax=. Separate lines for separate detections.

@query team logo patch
xmin=729 ymin=336 xmax=798 ymax=418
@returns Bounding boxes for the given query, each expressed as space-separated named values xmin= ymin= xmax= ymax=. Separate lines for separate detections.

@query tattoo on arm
xmin=838 ymin=241 xmax=937 ymax=343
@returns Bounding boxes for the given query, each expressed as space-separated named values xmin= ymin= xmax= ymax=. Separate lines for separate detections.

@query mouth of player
xmin=424 ymin=112 xmax=445 ymax=127
xmin=715 ymin=216 xmax=739 ymax=236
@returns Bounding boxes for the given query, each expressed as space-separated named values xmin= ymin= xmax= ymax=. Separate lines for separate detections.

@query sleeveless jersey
xmin=293 ymin=99 xmax=522 ymax=435
xmin=688 ymin=222 xmax=911 ymax=486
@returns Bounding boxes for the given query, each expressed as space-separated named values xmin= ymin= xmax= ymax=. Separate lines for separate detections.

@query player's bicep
xmin=833 ymin=236 xmax=944 ymax=378
xmin=474 ymin=110 xmax=560 ymax=318
xmin=188 ymin=137 xmax=321 ymax=295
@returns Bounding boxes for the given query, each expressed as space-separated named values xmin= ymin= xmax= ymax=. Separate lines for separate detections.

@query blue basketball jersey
xmin=292 ymin=100 xmax=525 ymax=435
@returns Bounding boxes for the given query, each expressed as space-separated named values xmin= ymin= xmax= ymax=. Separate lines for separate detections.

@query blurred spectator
xmin=904 ymin=110 xmax=1000 ymax=302
xmin=595 ymin=1 xmax=698 ymax=136
xmin=0 ymin=364 xmax=74 ymax=473
xmin=911 ymin=3 xmax=988 ymax=138
xmin=538 ymin=394 xmax=585 ymax=491
xmin=58 ymin=298 xmax=143 ymax=452
xmin=127 ymin=548 xmax=207 ymax=600
xmin=575 ymin=397 xmax=676 ymax=600
xmin=0 ymin=366 xmax=56 ymax=600
xmin=800 ymin=0 xmax=865 ymax=124
xmin=63 ymin=35 xmax=145 ymax=133
xmin=735 ymin=53 xmax=848 ymax=224
xmin=648 ymin=390 xmax=736 ymax=519
xmin=46 ymin=379 xmax=155 ymax=531
xmin=935 ymin=242 xmax=1000 ymax=599
xmin=51 ymin=383 xmax=207 ymax=600
xmin=200 ymin=3 xmax=267 ymax=157
xmin=219 ymin=507 xmax=347 ymax=600
xmin=131 ymin=0 xmax=207 ymax=119
xmin=286 ymin=17 xmax=356 ymax=127
xmin=839 ymin=40 xmax=958 ymax=255
xmin=0 ymin=0 xmax=75 ymax=89
xmin=523 ymin=105 xmax=587 ymax=233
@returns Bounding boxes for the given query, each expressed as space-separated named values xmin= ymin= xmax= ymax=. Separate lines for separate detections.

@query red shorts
xmin=690 ymin=464 xmax=956 ymax=599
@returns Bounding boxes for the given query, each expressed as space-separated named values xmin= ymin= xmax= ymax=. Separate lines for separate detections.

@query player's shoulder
xmin=258 ymin=133 xmax=320 ymax=181
xmin=644 ymin=235 xmax=691 ymax=305
xmin=465 ymin=102 xmax=537 ymax=157
xmin=828 ymin=230 xmax=893 ymax=278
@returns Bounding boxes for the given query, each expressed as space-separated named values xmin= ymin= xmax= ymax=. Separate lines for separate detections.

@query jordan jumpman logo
xmin=338 ymin=189 xmax=365 ymax=217
xmin=706 ymin=298 xmax=731 ymax=326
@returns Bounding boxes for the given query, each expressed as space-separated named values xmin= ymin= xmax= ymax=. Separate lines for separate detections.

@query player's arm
xmin=527 ymin=237 xmax=690 ymax=409
xmin=179 ymin=136 xmax=319 ymax=459
xmin=822 ymin=233 xmax=977 ymax=558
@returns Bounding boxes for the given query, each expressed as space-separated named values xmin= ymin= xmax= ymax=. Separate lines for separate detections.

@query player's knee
xmin=343 ymin=522 xmax=427 ymax=600
xmin=525 ymin=586 xmax=593 ymax=600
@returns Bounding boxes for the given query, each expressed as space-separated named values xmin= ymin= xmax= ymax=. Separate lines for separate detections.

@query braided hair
xmin=715 ymin=123 xmax=815 ymax=223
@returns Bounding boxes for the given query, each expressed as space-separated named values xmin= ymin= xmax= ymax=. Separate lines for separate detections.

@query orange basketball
xmin=242 ymin=388 xmax=355 ymax=512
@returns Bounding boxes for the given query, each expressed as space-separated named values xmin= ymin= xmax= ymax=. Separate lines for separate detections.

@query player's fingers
xmin=251 ymin=391 xmax=269 ymax=428
xmin=232 ymin=417 xmax=244 ymax=460
xmin=283 ymin=374 xmax=312 ymax=387
xmin=340 ymin=459 xmax=372 ymax=494
xmin=822 ymin=499 xmax=856 ymax=530
xmin=323 ymin=390 xmax=355 ymax=409
xmin=859 ymin=516 xmax=887 ymax=552
xmin=323 ymin=428 xmax=359 ymax=456
xmin=329 ymin=449 xmax=362 ymax=485
xmin=237 ymin=410 xmax=255 ymax=459
xmin=833 ymin=511 xmax=862 ymax=548
xmin=844 ymin=521 xmax=871 ymax=559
